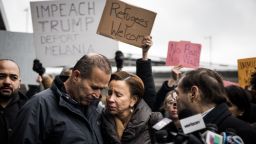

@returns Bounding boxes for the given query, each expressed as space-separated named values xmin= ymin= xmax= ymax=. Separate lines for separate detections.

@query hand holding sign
xmin=166 ymin=41 xmax=201 ymax=68
xmin=171 ymin=65 xmax=183 ymax=80
xmin=167 ymin=65 xmax=183 ymax=88
xmin=142 ymin=35 xmax=152 ymax=60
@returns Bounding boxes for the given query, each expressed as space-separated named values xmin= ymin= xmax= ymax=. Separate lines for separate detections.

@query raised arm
xmin=136 ymin=36 xmax=156 ymax=109
xmin=153 ymin=65 xmax=183 ymax=111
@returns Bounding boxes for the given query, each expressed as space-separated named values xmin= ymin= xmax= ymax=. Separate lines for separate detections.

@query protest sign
xmin=166 ymin=41 xmax=201 ymax=68
xmin=97 ymin=0 xmax=156 ymax=48
xmin=223 ymin=80 xmax=239 ymax=87
xmin=30 ymin=0 xmax=118 ymax=66
xmin=237 ymin=57 xmax=256 ymax=88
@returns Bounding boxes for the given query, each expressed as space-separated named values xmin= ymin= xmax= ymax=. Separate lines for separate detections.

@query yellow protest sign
xmin=237 ymin=57 xmax=256 ymax=88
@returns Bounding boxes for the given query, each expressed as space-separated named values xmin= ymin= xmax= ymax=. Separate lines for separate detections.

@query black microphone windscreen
xmin=155 ymin=130 xmax=169 ymax=143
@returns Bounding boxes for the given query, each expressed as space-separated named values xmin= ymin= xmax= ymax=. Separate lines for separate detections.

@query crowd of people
xmin=1 ymin=36 xmax=256 ymax=144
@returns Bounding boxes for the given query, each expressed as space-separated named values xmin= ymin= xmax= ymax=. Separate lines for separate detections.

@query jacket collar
xmin=203 ymin=103 xmax=231 ymax=126
xmin=51 ymin=76 xmax=87 ymax=119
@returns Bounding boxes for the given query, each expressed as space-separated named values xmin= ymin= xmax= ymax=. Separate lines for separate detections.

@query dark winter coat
xmin=101 ymin=99 xmax=162 ymax=144
xmin=100 ymin=59 xmax=163 ymax=144
xmin=136 ymin=59 xmax=156 ymax=109
xmin=153 ymin=80 xmax=175 ymax=112
xmin=0 ymin=92 xmax=28 ymax=144
xmin=10 ymin=77 xmax=103 ymax=144
xmin=204 ymin=103 xmax=256 ymax=144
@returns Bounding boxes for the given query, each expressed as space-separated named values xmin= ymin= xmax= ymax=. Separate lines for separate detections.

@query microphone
xmin=154 ymin=106 xmax=196 ymax=131
xmin=152 ymin=118 xmax=177 ymax=143
xmin=152 ymin=118 xmax=172 ymax=131
xmin=221 ymin=128 xmax=244 ymax=144
xmin=152 ymin=108 xmax=195 ymax=131
xmin=202 ymin=124 xmax=223 ymax=144
xmin=154 ymin=129 xmax=172 ymax=143
xmin=152 ymin=109 xmax=206 ymax=144
xmin=179 ymin=113 xmax=206 ymax=134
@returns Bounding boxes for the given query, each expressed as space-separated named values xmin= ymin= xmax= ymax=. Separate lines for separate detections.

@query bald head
xmin=0 ymin=59 xmax=20 ymax=75
xmin=0 ymin=59 xmax=21 ymax=101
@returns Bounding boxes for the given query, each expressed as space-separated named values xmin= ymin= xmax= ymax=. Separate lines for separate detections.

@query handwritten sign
xmin=30 ymin=0 xmax=118 ymax=66
xmin=97 ymin=0 xmax=156 ymax=48
xmin=166 ymin=41 xmax=201 ymax=68
xmin=237 ymin=57 xmax=256 ymax=88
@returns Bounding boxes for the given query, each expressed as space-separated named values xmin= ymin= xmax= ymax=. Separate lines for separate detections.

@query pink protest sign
xmin=166 ymin=41 xmax=201 ymax=68
xmin=223 ymin=80 xmax=239 ymax=87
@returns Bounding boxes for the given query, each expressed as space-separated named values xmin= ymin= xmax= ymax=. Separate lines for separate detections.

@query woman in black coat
xmin=101 ymin=36 xmax=163 ymax=144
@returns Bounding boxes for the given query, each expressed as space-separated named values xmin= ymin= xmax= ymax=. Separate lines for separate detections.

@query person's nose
xmin=93 ymin=89 xmax=101 ymax=99
xmin=3 ymin=76 xmax=12 ymax=85
xmin=107 ymin=94 xmax=115 ymax=102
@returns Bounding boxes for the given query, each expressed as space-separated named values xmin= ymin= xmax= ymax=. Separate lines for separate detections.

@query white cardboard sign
xmin=30 ymin=0 xmax=118 ymax=66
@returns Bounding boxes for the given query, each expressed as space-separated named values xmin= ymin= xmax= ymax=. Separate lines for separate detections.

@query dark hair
xmin=179 ymin=68 xmax=227 ymax=105
xmin=225 ymin=85 xmax=252 ymax=122
xmin=225 ymin=85 xmax=251 ymax=119
xmin=73 ymin=54 xmax=112 ymax=78
xmin=110 ymin=71 xmax=144 ymax=101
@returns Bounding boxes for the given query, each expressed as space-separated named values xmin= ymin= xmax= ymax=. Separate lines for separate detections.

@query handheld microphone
xmin=152 ymin=118 xmax=177 ymax=143
xmin=152 ymin=118 xmax=172 ymax=131
xmin=201 ymin=124 xmax=223 ymax=144
xmin=153 ymin=109 xmax=206 ymax=144
xmin=221 ymin=128 xmax=244 ymax=144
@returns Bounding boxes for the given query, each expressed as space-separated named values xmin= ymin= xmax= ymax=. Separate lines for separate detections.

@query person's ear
xmin=190 ymin=86 xmax=199 ymax=102
xmin=72 ymin=70 xmax=80 ymax=81
xmin=130 ymin=96 xmax=138 ymax=107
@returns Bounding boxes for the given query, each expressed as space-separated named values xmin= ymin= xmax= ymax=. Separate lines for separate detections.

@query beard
xmin=177 ymin=101 xmax=197 ymax=119
xmin=0 ymin=90 xmax=18 ymax=101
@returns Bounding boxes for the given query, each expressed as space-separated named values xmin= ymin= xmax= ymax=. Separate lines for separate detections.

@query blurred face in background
xmin=228 ymin=102 xmax=244 ymax=117
xmin=164 ymin=91 xmax=178 ymax=120
xmin=0 ymin=60 xmax=21 ymax=101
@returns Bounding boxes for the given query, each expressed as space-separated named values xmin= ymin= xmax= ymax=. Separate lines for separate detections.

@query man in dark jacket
xmin=0 ymin=59 xmax=28 ymax=144
xmin=10 ymin=54 xmax=112 ymax=144
xmin=176 ymin=68 xmax=256 ymax=144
